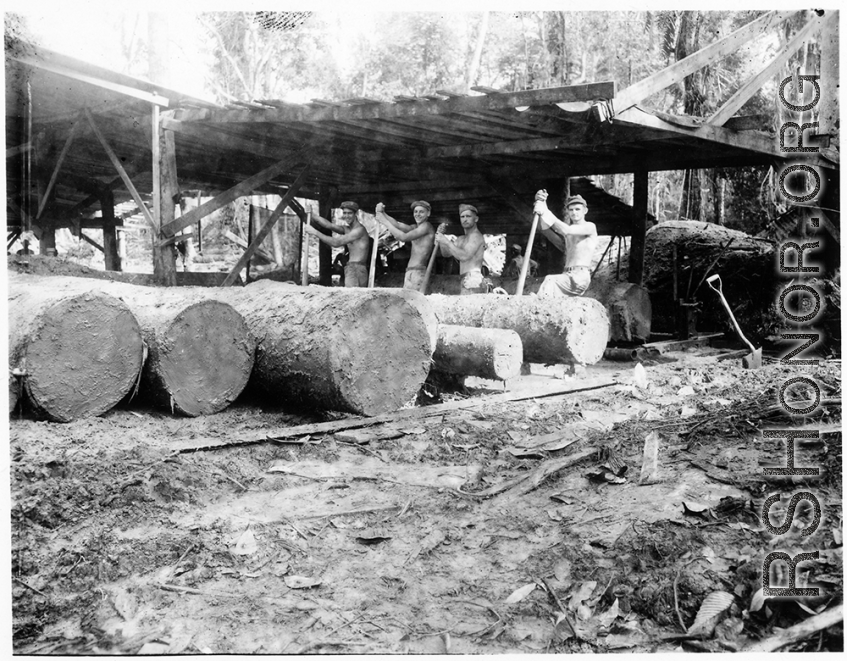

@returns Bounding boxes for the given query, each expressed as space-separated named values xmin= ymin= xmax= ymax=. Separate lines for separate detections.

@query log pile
xmin=433 ymin=325 xmax=523 ymax=381
xmin=8 ymin=273 xmax=144 ymax=422
xmin=427 ymin=294 xmax=609 ymax=365
xmin=584 ymin=275 xmax=652 ymax=344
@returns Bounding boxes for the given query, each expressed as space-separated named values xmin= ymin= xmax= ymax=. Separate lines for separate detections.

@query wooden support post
xmin=301 ymin=212 xmax=311 ymax=286
xmin=318 ymin=187 xmax=334 ymax=286
xmin=221 ymin=166 xmax=310 ymax=287
xmin=100 ymin=187 xmax=121 ymax=271
xmin=246 ymin=203 xmax=254 ymax=282
xmin=152 ymin=112 xmax=178 ymax=286
xmin=628 ymin=170 xmax=649 ymax=286
xmin=38 ymin=225 xmax=56 ymax=256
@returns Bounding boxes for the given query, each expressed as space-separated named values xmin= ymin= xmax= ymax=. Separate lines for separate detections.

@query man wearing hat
xmin=533 ymin=190 xmax=598 ymax=297
xmin=304 ymin=201 xmax=371 ymax=287
xmin=435 ymin=204 xmax=486 ymax=295
xmin=374 ymin=200 xmax=436 ymax=292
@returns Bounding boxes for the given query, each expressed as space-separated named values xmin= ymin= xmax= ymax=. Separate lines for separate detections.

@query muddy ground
xmin=8 ymin=350 xmax=843 ymax=654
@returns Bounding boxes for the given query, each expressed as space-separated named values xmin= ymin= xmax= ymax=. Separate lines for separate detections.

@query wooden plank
xmin=160 ymin=148 xmax=308 ymax=238
xmin=78 ymin=230 xmax=104 ymax=253
xmin=173 ymin=82 xmax=617 ymax=124
xmin=11 ymin=51 xmax=170 ymax=107
xmin=612 ymin=11 xmax=796 ymax=115
xmin=709 ymin=14 xmax=825 ymax=126
xmin=6 ymin=143 xmax=31 ymax=158
xmin=220 ymin=166 xmax=310 ymax=286
xmin=37 ymin=116 xmax=82 ymax=219
xmin=224 ymin=230 xmax=275 ymax=263
xmin=614 ymin=106 xmax=834 ymax=169
xmin=471 ymin=86 xmax=506 ymax=94
xmin=171 ymin=377 xmax=617 ymax=453
xmin=84 ymin=108 xmax=156 ymax=229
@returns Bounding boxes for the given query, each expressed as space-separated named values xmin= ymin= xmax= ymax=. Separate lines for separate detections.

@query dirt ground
xmin=8 ymin=349 xmax=843 ymax=654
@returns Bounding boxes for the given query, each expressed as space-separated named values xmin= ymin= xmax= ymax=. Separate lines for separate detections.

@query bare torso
xmin=564 ymin=224 xmax=598 ymax=268
xmin=407 ymin=223 xmax=435 ymax=270
xmin=454 ymin=229 xmax=485 ymax=274
xmin=346 ymin=220 xmax=371 ymax=262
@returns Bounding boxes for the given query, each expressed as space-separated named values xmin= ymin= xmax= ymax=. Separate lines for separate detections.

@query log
xmin=434 ymin=324 xmax=522 ymax=380
xmin=196 ymin=280 xmax=435 ymax=416
xmin=9 ymin=273 xmax=255 ymax=417
xmin=8 ymin=273 xmax=144 ymax=422
xmin=584 ymin=275 xmax=652 ymax=344
xmin=427 ymin=294 xmax=609 ymax=365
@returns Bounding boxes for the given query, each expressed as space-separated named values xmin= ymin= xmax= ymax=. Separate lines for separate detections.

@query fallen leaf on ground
xmin=568 ymin=581 xmax=597 ymax=610
xmin=504 ymin=582 xmax=537 ymax=604
xmin=553 ymin=559 xmax=572 ymax=583
xmin=400 ymin=427 xmax=427 ymax=435
xmin=638 ymin=431 xmax=660 ymax=484
xmin=232 ymin=528 xmax=258 ymax=556
xmin=687 ymin=590 xmax=734 ymax=637
xmin=284 ymin=575 xmax=322 ymax=589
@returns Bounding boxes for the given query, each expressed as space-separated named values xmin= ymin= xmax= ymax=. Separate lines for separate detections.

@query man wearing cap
xmin=374 ymin=200 xmax=435 ymax=292
xmin=504 ymin=243 xmax=539 ymax=279
xmin=304 ymin=201 xmax=371 ymax=287
xmin=533 ymin=190 xmax=598 ymax=297
xmin=435 ymin=204 xmax=486 ymax=295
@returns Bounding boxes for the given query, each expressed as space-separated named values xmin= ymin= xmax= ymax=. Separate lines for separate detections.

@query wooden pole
xmin=246 ymin=203 xmax=254 ymax=282
xmin=368 ymin=221 xmax=379 ymax=288
xmin=516 ymin=213 xmax=540 ymax=296
xmin=421 ymin=223 xmax=447 ymax=295
xmin=100 ymin=187 xmax=120 ymax=271
xmin=301 ymin=211 xmax=311 ymax=287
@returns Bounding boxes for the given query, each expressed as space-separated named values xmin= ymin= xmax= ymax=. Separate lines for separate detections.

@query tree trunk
xmin=200 ymin=281 xmax=435 ymax=416
xmin=8 ymin=273 xmax=144 ymax=422
xmin=434 ymin=324 xmax=522 ymax=380
xmin=426 ymin=294 xmax=609 ymax=365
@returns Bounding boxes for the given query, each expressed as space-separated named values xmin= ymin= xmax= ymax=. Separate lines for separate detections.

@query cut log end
xmin=435 ymin=324 xmax=523 ymax=380
xmin=153 ymin=301 xmax=254 ymax=416
xmin=22 ymin=292 xmax=144 ymax=422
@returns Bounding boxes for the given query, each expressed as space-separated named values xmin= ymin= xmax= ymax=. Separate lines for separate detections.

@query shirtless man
xmin=533 ymin=191 xmax=598 ymax=297
xmin=374 ymin=200 xmax=435 ymax=292
xmin=304 ymin=200 xmax=371 ymax=287
xmin=435 ymin=204 xmax=486 ymax=295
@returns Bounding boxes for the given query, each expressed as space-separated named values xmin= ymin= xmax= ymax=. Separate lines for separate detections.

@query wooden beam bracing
xmin=628 ymin=170 xmax=649 ymax=286
xmin=612 ymin=10 xmax=797 ymax=116
xmin=709 ymin=14 xmax=826 ymax=126
xmin=220 ymin=165 xmax=310 ymax=286
xmin=84 ymin=108 xmax=156 ymax=229
xmin=160 ymin=149 xmax=309 ymax=239
xmin=78 ymin=230 xmax=104 ymax=253
xmin=36 ymin=116 xmax=82 ymax=219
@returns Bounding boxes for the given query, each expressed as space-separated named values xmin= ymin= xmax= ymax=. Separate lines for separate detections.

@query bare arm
xmin=382 ymin=219 xmax=433 ymax=243
xmin=305 ymin=223 xmax=367 ymax=248
xmin=436 ymin=232 xmax=484 ymax=261
xmin=309 ymin=213 xmax=347 ymax=234
xmin=375 ymin=207 xmax=415 ymax=234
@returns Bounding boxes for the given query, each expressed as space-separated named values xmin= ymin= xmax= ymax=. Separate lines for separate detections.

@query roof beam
xmin=174 ymin=82 xmax=616 ymax=124
xmin=11 ymin=52 xmax=170 ymax=107
xmin=709 ymin=13 xmax=826 ymax=126
xmin=612 ymin=10 xmax=797 ymax=116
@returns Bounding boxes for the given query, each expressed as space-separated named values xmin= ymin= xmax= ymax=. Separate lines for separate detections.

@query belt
xmin=564 ymin=266 xmax=590 ymax=272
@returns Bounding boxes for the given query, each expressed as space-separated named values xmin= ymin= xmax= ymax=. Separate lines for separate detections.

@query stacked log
xmin=9 ymin=273 xmax=255 ymax=417
xmin=203 ymin=281 xmax=434 ymax=416
xmin=584 ymin=275 xmax=652 ymax=344
xmin=8 ymin=273 xmax=144 ymax=422
xmin=434 ymin=325 xmax=523 ymax=380
xmin=427 ymin=294 xmax=609 ymax=365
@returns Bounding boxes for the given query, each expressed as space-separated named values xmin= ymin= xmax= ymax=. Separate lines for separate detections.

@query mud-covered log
xmin=8 ymin=273 xmax=144 ymax=422
xmin=201 ymin=281 xmax=435 ymax=416
xmin=434 ymin=325 xmax=523 ymax=380
xmin=97 ymin=284 xmax=254 ymax=416
xmin=427 ymin=294 xmax=609 ymax=365
xmin=9 ymin=273 xmax=255 ymax=417
xmin=585 ymin=275 xmax=652 ymax=344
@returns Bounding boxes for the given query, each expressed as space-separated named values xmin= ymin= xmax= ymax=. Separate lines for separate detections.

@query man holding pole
xmin=374 ymin=200 xmax=435 ymax=292
xmin=533 ymin=191 xmax=598 ymax=297
xmin=304 ymin=201 xmax=370 ymax=287
xmin=435 ymin=204 xmax=486 ymax=295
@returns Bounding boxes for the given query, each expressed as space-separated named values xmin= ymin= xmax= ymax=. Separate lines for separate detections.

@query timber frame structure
xmin=5 ymin=9 xmax=839 ymax=286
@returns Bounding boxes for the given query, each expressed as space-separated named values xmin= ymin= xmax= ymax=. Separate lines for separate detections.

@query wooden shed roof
xmin=5 ymin=16 xmax=836 ymax=239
